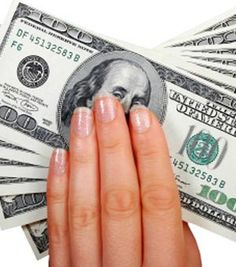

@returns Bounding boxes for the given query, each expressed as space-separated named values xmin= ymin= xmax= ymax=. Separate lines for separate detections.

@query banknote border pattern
xmin=0 ymin=2 xmax=235 ymax=233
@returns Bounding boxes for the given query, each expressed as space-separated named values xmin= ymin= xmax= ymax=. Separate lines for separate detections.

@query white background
xmin=0 ymin=0 xmax=236 ymax=266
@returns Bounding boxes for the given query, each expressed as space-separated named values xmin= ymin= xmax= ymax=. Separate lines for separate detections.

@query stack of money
xmin=0 ymin=0 xmax=235 ymax=260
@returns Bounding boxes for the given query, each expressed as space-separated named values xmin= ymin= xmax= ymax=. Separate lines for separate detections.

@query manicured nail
xmin=52 ymin=148 xmax=67 ymax=176
xmin=95 ymin=94 xmax=117 ymax=123
xmin=73 ymin=107 xmax=93 ymax=138
xmin=130 ymin=105 xmax=151 ymax=133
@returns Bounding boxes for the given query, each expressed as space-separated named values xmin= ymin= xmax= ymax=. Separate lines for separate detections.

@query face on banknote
xmin=0 ymin=1 xmax=236 ymax=260
xmin=0 ymin=1 xmax=234 ymax=244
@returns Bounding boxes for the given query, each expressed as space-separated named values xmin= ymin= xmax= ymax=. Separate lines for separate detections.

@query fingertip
xmin=129 ymin=105 xmax=152 ymax=134
xmin=49 ymin=148 xmax=68 ymax=177
xmin=70 ymin=107 xmax=94 ymax=140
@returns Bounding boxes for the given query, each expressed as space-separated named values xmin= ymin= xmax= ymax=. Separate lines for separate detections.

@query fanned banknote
xmin=153 ymin=8 xmax=236 ymax=93
xmin=0 ymin=0 xmax=235 ymax=260
xmin=23 ymin=219 xmax=48 ymax=260
xmin=155 ymin=7 xmax=236 ymax=49
xmin=0 ymin=193 xmax=46 ymax=229
xmin=0 ymin=143 xmax=49 ymax=166
xmin=0 ymin=177 xmax=46 ymax=195
xmin=0 ymin=139 xmax=47 ymax=195
xmin=0 ymin=156 xmax=46 ymax=195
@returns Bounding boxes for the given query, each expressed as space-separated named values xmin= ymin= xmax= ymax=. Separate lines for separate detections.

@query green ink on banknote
xmin=187 ymin=133 xmax=219 ymax=165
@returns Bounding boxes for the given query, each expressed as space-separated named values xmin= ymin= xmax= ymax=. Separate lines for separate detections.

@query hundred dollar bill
xmin=176 ymin=45 xmax=236 ymax=56
xmin=149 ymin=49 xmax=236 ymax=95
xmin=0 ymin=166 xmax=47 ymax=178
xmin=0 ymin=153 xmax=47 ymax=195
xmin=152 ymin=44 xmax=236 ymax=72
xmin=179 ymin=53 xmax=236 ymax=67
xmin=181 ymin=56 xmax=236 ymax=76
xmin=0 ymin=1 xmax=230 ymax=154
xmin=0 ymin=1 xmax=236 ymax=241
xmin=156 ymin=46 xmax=236 ymax=93
xmin=164 ymin=25 xmax=236 ymax=48
xmin=0 ymin=177 xmax=46 ymax=195
xmin=0 ymin=157 xmax=35 ymax=166
xmin=159 ymin=53 xmax=236 ymax=90
xmin=23 ymin=219 xmax=48 ymax=260
xmin=0 ymin=158 xmax=46 ymax=195
xmin=0 ymin=193 xmax=46 ymax=229
xmin=155 ymin=7 xmax=236 ymax=49
xmin=0 ymin=140 xmax=47 ymax=195
xmin=0 ymin=145 xmax=49 ymax=166
xmin=0 ymin=138 xmax=34 ymax=152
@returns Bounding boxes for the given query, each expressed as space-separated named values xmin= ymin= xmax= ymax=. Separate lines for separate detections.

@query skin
xmin=47 ymin=95 xmax=202 ymax=267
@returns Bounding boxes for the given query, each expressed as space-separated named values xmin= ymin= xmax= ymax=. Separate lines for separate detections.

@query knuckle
xmin=138 ymin=145 xmax=159 ymax=162
xmin=47 ymin=189 xmax=65 ymax=205
xmin=71 ymin=148 xmax=94 ymax=165
xmin=48 ymin=222 xmax=68 ymax=247
xmin=69 ymin=204 xmax=98 ymax=229
xmin=101 ymin=136 xmax=124 ymax=154
xmin=103 ymin=188 xmax=139 ymax=219
xmin=142 ymin=184 xmax=177 ymax=214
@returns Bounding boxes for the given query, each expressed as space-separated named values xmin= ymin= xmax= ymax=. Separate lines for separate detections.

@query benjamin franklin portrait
xmin=59 ymin=51 xmax=167 ymax=144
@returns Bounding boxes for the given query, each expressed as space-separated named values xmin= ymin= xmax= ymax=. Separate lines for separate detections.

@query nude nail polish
xmin=73 ymin=107 xmax=93 ymax=138
xmin=95 ymin=94 xmax=117 ymax=123
xmin=52 ymin=148 xmax=67 ymax=176
xmin=130 ymin=105 xmax=151 ymax=133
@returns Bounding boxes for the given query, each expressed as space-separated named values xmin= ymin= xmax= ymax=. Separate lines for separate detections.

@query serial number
xmin=13 ymin=29 xmax=80 ymax=63
xmin=171 ymin=157 xmax=226 ymax=189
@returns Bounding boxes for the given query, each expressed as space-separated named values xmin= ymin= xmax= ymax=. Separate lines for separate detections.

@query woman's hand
xmin=47 ymin=94 xmax=202 ymax=267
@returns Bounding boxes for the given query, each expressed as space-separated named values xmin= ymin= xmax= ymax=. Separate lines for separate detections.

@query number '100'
xmin=0 ymin=106 xmax=37 ymax=131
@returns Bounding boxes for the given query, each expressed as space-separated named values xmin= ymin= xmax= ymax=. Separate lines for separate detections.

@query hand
xmin=47 ymin=94 xmax=202 ymax=267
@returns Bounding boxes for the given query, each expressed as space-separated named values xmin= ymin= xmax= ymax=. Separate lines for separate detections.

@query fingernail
xmin=95 ymin=94 xmax=117 ymax=123
xmin=52 ymin=149 xmax=67 ymax=176
xmin=130 ymin=105 xmax=151 ymax=133
xmin=73 ymin=107 xmax=93 ymax=138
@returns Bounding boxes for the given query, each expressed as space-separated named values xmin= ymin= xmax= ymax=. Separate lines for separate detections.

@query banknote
xmin=148 ymin=48 xmax=236 ymax=96
xmin=0 ymin=1 xmax=231 ymax=154
xmin=153 ymin=45 xmax=236 ymax=73
xmin=159 ymin=53 xmax=236 ymax=89
xmin=0 ymin=177 xmax=46 ymax=195
xmin=0 ymin=166 xmax=47 ymax=178
xmin=0 ymin=153 xmax=47 ymax=195
xmin=179 ymin=46 xmax=236 ymax=55
xmin=0 ymin=145 xmax=49 ymax=166
xmin=0 ymin=138 xmax=34 ymax=153
xmin=0 ymin=137 xmax=50 ymax=167
xmin=0 ymin=1 xmax=236 ymax=243
xmin=155 ymin=8 xmax=236 ymax=49
xmin=0 ymin=141 xmax=47 ymax=195
xmin=23 ymin=219 xmax=48 ymax=260
xmin=194 ymin=57 xmax=236 ymax=68
xmin=182 ymin=56 xmax=236 ymax=76
xmin=156 ymin=44 xmax=236 ymax=93
xmin=0 ymin=157 xmax=35 ymax=167
xmin=0 ymin=193 xmax=46 ymax=229
xmin=165 ymin=25 xmax=236 ymax=48
xmin=0 ymin=157 xmax=46 ymax=195
xmin=163 ymin=44 xmax=236 ymax=67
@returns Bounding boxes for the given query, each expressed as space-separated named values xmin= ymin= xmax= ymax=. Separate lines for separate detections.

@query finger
xmin=47 ymin=149 xmax=71 ymax=267
xmin=183 ymin=223 xmax=202 ymax=267
xmin=68 ymin=107 xmax=101 ymax=267
xmin=130 ymin=106 xmax=185 ymax=267
xmin=94 ymin=95 xmax=141 ymax=267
